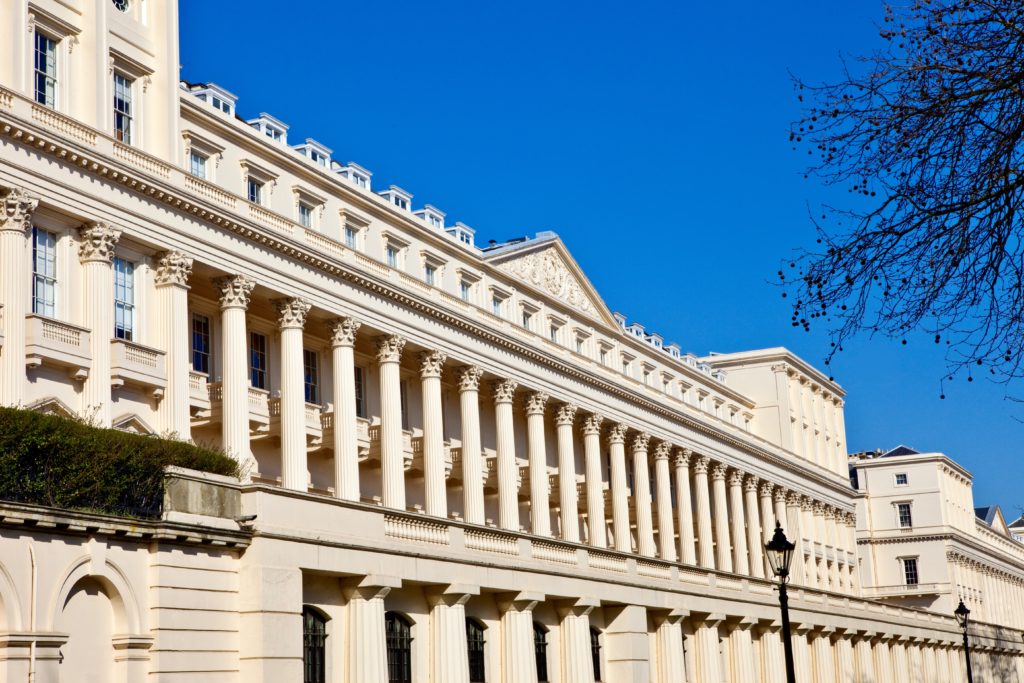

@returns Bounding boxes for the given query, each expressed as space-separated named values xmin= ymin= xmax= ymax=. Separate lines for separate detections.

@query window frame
xmin=590 ymin=627 xmax=603 ymax=682
xmin=33 ymin=30 xmax=59 ymax=109
xmin=303 ymin=349 xmax=320 ymax=405
xmin=901 ymin=556 xmax=920 ymax=586
xmin=113 ymin=256 xmax=136 ymax=341
xmin=112 ymin=70 xmax=135 ymax=145
xmin=534 ymin=622 xmax=549 ymax=683
xmin=28 ymin=11 xmax=78 ymax=113
xmin=302 ymin=605 xmax=328 ymax=683
xmin=31 ymin=227 xmax=58 ymax=318
xmin=191 ymin=313 xmax=212 ymax=375
xmin=894 ymin=472 xmax=909 ymax=487
xmin=895 ymin=502 xmax=913 ymax=529
xmin=466 ymin=618 xmax=487 ymax=683
xmin=354 ymin=366 xmax=367 ymax=418
xmin=249 ymin=332 xmax=269 ymax=390
xmin=385 ymin=611 xmax=413 ymax=683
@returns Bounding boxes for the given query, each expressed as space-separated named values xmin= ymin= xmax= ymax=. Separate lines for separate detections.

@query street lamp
xmin=765 ymin=521 xmax=797 ymax=683
xmin=954 ymin=600 xmax=974 ymax=683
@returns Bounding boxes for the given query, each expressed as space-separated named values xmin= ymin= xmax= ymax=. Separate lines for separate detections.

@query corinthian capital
xmin=456 ymin=365 xmax=483 ymax=392
xmin=154 ymin=250 xmax=193 ymax=287
xmin=607 ymin=423 xmax=627 ymax=445
xmin=524 ymin=391 xmax=548 ymax=416
xmin=759 ymin=481 xmax=775 ymax=498
xmin=653 ymin=442 xmax=672 ymax=461
xmin=78 ymin=221 xmax=121 ymax=263
xmin=711 ymin=463 xmax=727 ymax=481
xmin=376 ymin=335 xmax=406 ymax=364
xmin=728 ymin=470 xmax=744 ymax=488
xmin=631 ymin=432 xmax=650 ymax=454
xmin=0 ymin=187 xmax=38 ymax=234
xmin=555 ymin=403 xmax=578 ymax=427
xmin=743 ymin=475 xmax=759 ymax=493
xmin=328 ymin=317 xmax=360 ymax=347
xmin=673 ymin=447 xmax=692 ymax=469
xmin=581 ymin=413 xmax=604 ymax=436
xmin=215 ymin=274 xmax=255 ymax=310
xmin=418 ymin=350 xmax=447 ymax=379
xmin=492 ymin=378 xmax=518 ymax=403
xmin=692 ymin=454 xmax=710 ymax=475
xmin=274 ymin=297 xmax=311 ymax=329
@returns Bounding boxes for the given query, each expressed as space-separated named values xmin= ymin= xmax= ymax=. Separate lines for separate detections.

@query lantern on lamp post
xmin=765 ymin=521 xmax=797 ymax=683
xmin=954 ymin=600 xmax=974 ymax=683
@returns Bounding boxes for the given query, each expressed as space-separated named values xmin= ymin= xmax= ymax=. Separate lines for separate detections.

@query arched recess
xmin=46 ymin=554 xmax=143 ymax=635
xmin=0 ymin=560 xmax=25 ymax=632
xmin=57 ymin=577 xmax=115 ymax=683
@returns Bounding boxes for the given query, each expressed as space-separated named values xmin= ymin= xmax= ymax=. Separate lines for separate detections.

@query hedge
xmin=0 ymin=407 xmax=238 ymax=519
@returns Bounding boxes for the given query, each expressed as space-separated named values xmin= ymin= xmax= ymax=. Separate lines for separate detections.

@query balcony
xmin=206 ymin=382 xmax=270 ymax=434
xmin=24 ymin=314 xmax=91 ymax=380
xmin=110 ymin=339 xmax=166 ymax=397
xmin=863 ymin=582 xmax=950 ymax=599
xmin=268 ymin=398 xmax=323 ymax=448
xmin=409 ymin=436 xmax=453 ymax=477
xmin=319 ymin=412 xmax=372 ymax=459
xmin=365 ymin=425 xmax=413 ymax=469
xmin=189 ymin=371 xmax=211 ymax=417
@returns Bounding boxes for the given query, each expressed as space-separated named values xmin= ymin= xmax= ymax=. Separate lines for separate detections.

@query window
xmin=533 ymin=623 xmax=549 ymax=683
xmin=344 ymin=227 xmax=358 ymax=249
xmin=113 ymin=73 xmax=134 ymax=144
xmin=575 ymin=337 xmax=584 ymax=354
xmin=354 ymin=367 xmax=366 ymax=418
xmin=303 ymin=350 xmax=319 ymax=404
xmin=210 ymin=96 xmax=231 ymax=114
xmin=590 ymin=627 xmax=602 ymax=681
xmin=385 ymin=612 xmax=412 ymax=683
xmin=266 ymin=127 xmax=283 ymax=142
xmin=466 ymin=618 xmax=486 ymax=683
xmin=428 ymin=214 xmax=442 ymax=229
xmin=386 ymin=246 xmax=399 ymax=269
xmin=522 ymin=310 xmax=532 ymax=329
xmin=895 ymin=473 xmax=908 ymax=486
xmin=460 ymin=280 xmax=472 ymax=302
xmin=352 ymin=173 xmax=368 ymax=189
xmin=113 ymin=257 xmax=135 ymax=341
xmin=298 ymin=202 xmax=314 ymax=228
xmin=897 ymin=503 xmax=913 ymax=529
xmin=491 ymin=296 xmax=503 ymax=317
xmin=34 ymin=32 xmax=58 ymax=108
xmin=424 ymin=264 xmax=437 ymax=286
xmin=192 ymin=314 xmax=211 ymax=374
xmin=310 ymin=150 xmax=329 ymax=167
xmin=32 ymin=228 xmax=57 ymax=317
xmin=302 ymin=606 xmax=328 ymax=683
xmin=247 ymin=177 xmax=264 ymax=205
xmin=599 ymin=348 xmax=608 ymax=365
xmin=902 ymin=557 xmax=919 ymax=586
xmin=189 ymin=151 xmax=208 ymax=179
xmin=550 ymin=325 xmax=559 ymax=343
xmin=249 ymin=332 xmax=268 ymax=389
xmin=400 ymin=380 xmax=409 ymax=431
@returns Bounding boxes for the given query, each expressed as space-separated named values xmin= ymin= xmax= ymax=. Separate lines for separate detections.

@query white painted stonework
xmin=0 ymin=1 xmax=1022 ymax=681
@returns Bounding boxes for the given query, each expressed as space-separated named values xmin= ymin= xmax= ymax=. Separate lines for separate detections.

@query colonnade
xmin=949 ymin=551 xmax=1024 ymax=630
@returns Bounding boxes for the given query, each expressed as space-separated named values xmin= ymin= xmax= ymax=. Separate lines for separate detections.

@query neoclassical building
xmin=0 ymin=1 xmax=1021 ymax=681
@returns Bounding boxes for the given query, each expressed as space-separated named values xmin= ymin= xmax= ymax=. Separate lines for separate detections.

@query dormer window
xmin=446 ymin=222 xmax=475 ymax=247
xmin=247 ymin=113 xmax=289 ymax=145
xmin=335 ymin=163 xmax=372 ymax=190
xmin=414 ymin=205 xmax=446 ymax=231
xmin=293 ymin=139 xmax=332 ymax=168
xmin=377 ymin=186 xmax=413 ymax=212
xmin=189 ymin=83 xmax=238 ymax=117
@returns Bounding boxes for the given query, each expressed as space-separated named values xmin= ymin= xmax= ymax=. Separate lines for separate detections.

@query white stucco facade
xmin=0 ymin=1 xmax=1022 ymax=681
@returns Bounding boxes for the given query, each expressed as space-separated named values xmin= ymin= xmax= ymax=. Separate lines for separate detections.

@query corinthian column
xmin=493 ymin=378 xmax=519 ymax=531
xmin=632 ymin=433 xmax=656 ymax=557
xmin=581 ymin=414 xmax=607 ymax=548
xmin=377 ymin=335 xmax=407 ymax=510
xmin=215 ymin=274 xmax=255 ymax=467
xmin=711 ymin=464 xmax=733 ymax=572
xmin=427 ymin=585 xmax=479 ymax=683
xmin=607 ymin=424 xmax=631 ymax=552
xmin=744 ymin=476 xmax=765 ymax=579
xmin=692 ymin=456 xmax=715 ymax=569
xmin=458 ymin=365 xmax=485 ymax=524
xmin=653 ymin=611 xmax=686 ymax=683
xmin=653 ymin=443 xmax=676 ymax=561
xmin=525 ymin=392 xmax=551 ymax=536
xmin=674 ymin=449 xmax=697 ymax=565
xmin=497 ymin=593 xmax=542 ymax=683
xmin=727 ymin=470 xmax=749 ymax=574
xmin=786 ymin=491 xmax=807 ymax=585
xmin=0 ymin=188 xmax=38 ymax=406
xmin=79 ymin=221 xmax=121 ymax=426
xmin=154 ymin=251 xmax=193 ymax=439
xmin=275 ymin=297 xmax=311 ymax=491
xmin=556 ymin=600 xmax=596 ymax=683
xmin=343 ymin=581 xmax=393 ymax=683
xmin=555 ymin=403 xmax=580 ymax=543
xmin=419 ymin=350 xmax=447 ymax=516
xmin=329 ymin=318 xmax=361 ymax=500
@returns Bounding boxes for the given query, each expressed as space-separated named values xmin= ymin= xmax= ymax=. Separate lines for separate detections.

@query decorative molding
xmin=496 ymin=246 xmax=597 ymax=318
xmin=760 ymin=481 xmax=776 ymax=498
xmin=214 ymin=274 xmax=255 ymax=310
xmin=727 ymin=470 xmax=744 ymax=487
xmin=456 ymin=365 xmax=483 ymax=392
xmin=631 ymin=432 xmax=650 ymax=454
xmin=375 ymin=335 xmax=406 ymax=364
xmin=673 ymin=447 xmax=692 ymax=469
xmin=273 ymin=297 xmax=310 ymax=330
xmin=581 ymin=413 xmax=604 ymax=436
xmin=77 ymin=221 xmax=121 ymax=263
xmin=418 ymin=350 xmax=447 ymax=379
xmin=653 ymin=442 xmax=672 ymax=461
xmin=524 ymin=391 xmax=548 ymax=416
xmin=555 ymin=403 xmax=578 ymax=427
xmin=607 ymin=424 xmax=627 ymax=445
xmin=327 ymin=317 xmax=360 ymax=347
xmin=0 ymin=187 xmax=38 ymax=234
xmin=154 ymin=250 xmax=193 ymax=287
xmin=743 ymin=474 xmax=760 ymax=493
xmin=692 ymin=455 xmax=710 ymax=475
xmin=492 ymin=378 xmax=518 ymax=404
xmin=711 ymin=464 xmax=727 ymax=481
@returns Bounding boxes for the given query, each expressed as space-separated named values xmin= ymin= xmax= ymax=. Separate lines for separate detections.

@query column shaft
xmin=654 ymin=617 xmax=686 ymax=683
xmin=759 ymin=627 xmax=786 ymax=683
xmin=0 ymin=189 xmax=37 ymax=406
xmin=499 ymin=598 xmax=540 ymax=683
xmin=494 ymin=379 xmax=519 ymax=531
xmin=79 ymin=222 xmax=121 ymax=426
xmin=526 ymin=393 xmax=551 ymax=536
xmin=582 ymin=415 xmax=607 ymax=548
xmin=608 ymin=426 xmax=631 ymax=552
xmin=728 ymin=471 xmax=749 ymax=574
xmin=836 ymin=634 xmax=856 ymax=683
xmin=653 ymin=444 xmax=677 ymax=561
xmin=428 ymin=591 xmax=474 ymax=683
xmin=729 ymin=624 xmax=757 ymax=682
xmin=458 ymin=366 xmax=485 ymax=524
xmin=693 ymin=457 xmax=715 ymax=568
xmin=712 ymin=465 xmax=733 ymax=572
xmin=694 ymin=620 xmax=723 ymax=683
xmin=276 ymin=298 xmax=311 ymax=491
xmin=558 ymin=605 xmax=595 ymax=683
xmin=556 ymin=404 xmax=580 ymax=542
xmin=792 ymin=629 xmax=813 ymax=683
xmin=674 ymin=450 xmax=697 ymax=565
xmin=153 ymin=251 xmax=193 ymax=438
xmin=378 ymin=336 xmax=407 ymax=510
xmin=330 ymin=318 xmax=361 ymax=501
xmin=344 ymin=585 xmax=390 ymax=683
xmin=813 ymin=630 xmax=836 ymax=683
xmin=215 ymin=275 xmax=255 ymax=467
xmin=632 ymin=434 xmax=656 ymax=557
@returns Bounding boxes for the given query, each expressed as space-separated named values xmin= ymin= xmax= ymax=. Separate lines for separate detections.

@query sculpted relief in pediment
xmin=497 ymin=247 xmax=599 ymax=318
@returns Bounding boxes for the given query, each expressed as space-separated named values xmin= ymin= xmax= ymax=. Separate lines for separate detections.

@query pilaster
xmin=652 ymin=610 xmax=687 ymax=683
xmin=556 ymin=598 xmax=598 ymax=683
xmin=426 ymin=584 xmax=480 ymax=683
xmin=343 ymin=576 xmax=401 ymax=683
xmin=496 ymin=592 xmax=543 ymax=683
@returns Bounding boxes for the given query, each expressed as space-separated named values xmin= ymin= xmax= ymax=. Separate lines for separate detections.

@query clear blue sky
xmin=180 ymin=1 xmax=1020 ymax=513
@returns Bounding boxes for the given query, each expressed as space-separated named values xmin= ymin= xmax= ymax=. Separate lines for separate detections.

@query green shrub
xmin=0 ymin=407 xmax=237 ymax=519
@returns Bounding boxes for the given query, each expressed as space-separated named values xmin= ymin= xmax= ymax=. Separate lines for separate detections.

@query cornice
xmin=0 ymin=97 xmax=852 ymax=503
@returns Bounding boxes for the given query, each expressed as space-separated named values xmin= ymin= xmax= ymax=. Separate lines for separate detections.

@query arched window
xmin=534 ymin=622 xmax=549 ymax=682
xmin=590 ymin=627 xmax=602 ymax=682
xmin=385 ymin=611 xmax=412 ymax=683
xmin=302 ymin=606 xmax=328 ymax=683
xmin=466 ymin=617 xmax=486 ymax=682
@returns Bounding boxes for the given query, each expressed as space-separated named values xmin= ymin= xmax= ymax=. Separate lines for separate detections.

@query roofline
xmin=701 ymin=347 xmax=845 ymax=397
xmin=851 ymin=451 xmax=973 ymax=480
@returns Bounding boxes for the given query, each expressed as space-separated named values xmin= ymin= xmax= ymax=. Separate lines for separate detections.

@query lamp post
xmin=954 ymin=600 xmax=974 ymax=683
xmin=765 ymin=521 xmax=797 ymax=683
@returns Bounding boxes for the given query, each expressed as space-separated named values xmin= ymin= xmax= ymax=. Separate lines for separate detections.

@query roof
xmin=882 ymin=445 xmax=919 ymax=458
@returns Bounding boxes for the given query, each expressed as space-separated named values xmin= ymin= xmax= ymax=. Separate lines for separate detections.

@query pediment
xmin=112 ymin=413 xmax=156 ymax=436
xmin=485 ymin=236 xmax=617 ymax=328
xmin=26 ymin=396 xmax=77 ymax=420
xmin=991 ymin=507 xmax=1011 ymax=536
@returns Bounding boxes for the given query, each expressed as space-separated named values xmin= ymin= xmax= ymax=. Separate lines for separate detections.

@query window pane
xmin=32 ymin=227 xmax=57 ymax=317
xmin=250 ymin=333 xmax=267 ymax=389
xmin=34 ymin=32 xmax=57 ymax=108
xmin=385 ymin=612 xmax=412 ymax=683
xmin=113 ymin=73 xmax=133 ymax=145
xmin=302 ymin=606 xmax=327 ymax=683
xmin=190 ymin=152 xmax=207 ymax=179
xmin=303 ymin=350 xmax=319 ymax=404
xmin=192 ymin=314 xmax=211 ymax=374
xmin=113 ymin=257 xmax=135 ymax=341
